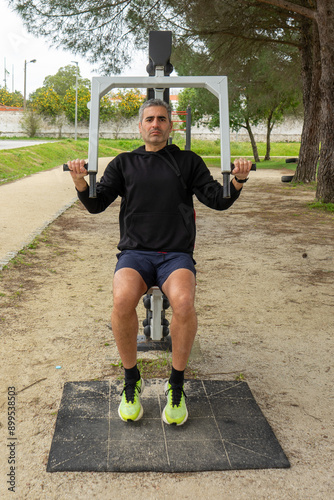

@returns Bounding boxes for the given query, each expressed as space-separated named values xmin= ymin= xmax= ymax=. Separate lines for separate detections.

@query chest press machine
xmin=65 ymin=31 xmax=254 ymax=350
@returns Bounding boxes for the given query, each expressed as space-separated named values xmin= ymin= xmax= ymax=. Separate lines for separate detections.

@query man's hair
xmin=139 ymin=99 xmax=172 ymax=123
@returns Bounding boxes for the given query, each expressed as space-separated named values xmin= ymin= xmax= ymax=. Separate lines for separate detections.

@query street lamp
xmin=23 ymin=59 xmax=36 ymax=110
xmin=71 ymin=61 xmax=79 ymax=140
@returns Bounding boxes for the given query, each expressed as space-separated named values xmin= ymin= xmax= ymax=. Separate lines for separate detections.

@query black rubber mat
xmin=47 ymin=379 xmax=290 ymax=472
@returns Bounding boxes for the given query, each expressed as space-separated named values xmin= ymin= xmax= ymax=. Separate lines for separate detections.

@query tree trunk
xmin=264 ymin=110 xmax=274 ymax=161
xmin=315 ymin=0 xmax=334 ymax=202
xmin=244 ymin=118 xmax=260 ymax=162
xmin=294 ymin=18 xmax=321 ymax=183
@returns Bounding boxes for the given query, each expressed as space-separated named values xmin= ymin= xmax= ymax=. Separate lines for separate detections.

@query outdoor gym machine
xmin=64 ymin=31 xmax=255 ymax=349
xmin=65 ymin=39 xmax=236 ymax=197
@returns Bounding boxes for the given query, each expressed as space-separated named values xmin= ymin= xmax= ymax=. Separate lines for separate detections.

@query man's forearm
xmin=74 ymin=178 xmax=88 ymax=192
xmin=232 ymin=177 xmax=244 ymax=191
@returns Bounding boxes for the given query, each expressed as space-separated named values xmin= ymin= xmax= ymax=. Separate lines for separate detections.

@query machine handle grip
xmin=63 ymin=163 xmax=88 ymax=171
xmin=63 ymin=163 xmax=96 ymax=198
xmin=223 ymin=163 xmax=256 ymax=199
xmin=230 ymin=162 xmax=256 ymax=171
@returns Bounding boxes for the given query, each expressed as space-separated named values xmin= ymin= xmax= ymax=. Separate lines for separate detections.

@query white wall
xmin=0 ymin=110 xmax=302 ymax=142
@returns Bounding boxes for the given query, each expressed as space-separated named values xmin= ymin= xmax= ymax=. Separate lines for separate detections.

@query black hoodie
xmin=77 ymin=144 xmax=241 ymax=253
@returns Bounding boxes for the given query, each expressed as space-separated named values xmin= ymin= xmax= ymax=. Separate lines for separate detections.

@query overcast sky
xmin=0 ymin=0 xmax=148 ymax=97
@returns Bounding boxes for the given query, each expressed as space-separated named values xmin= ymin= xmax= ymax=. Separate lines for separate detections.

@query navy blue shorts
xmin=115 ymin=250 xmax=196 ymax=290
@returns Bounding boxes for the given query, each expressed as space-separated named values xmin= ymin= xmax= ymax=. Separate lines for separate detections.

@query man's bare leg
xmin=162 ymin=268 xmax=197 ymax=371
xmin=111 ymin=268 xmax=147 ymax=369
xmin=161 ymin=268 xmax=196 ymax=425
xmin=112 ymin=268 xmax=147 ymax=422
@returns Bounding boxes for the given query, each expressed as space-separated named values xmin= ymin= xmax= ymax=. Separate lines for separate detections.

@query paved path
xmin=0 ymin=139 xmax=59 ymax=150
xmin=0 ymin=158 xmax=111 ymax=269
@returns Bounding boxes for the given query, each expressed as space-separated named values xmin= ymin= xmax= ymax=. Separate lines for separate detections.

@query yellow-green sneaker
xmin=118 ymin=378 xmax=145 ymax=422
xmin=162 ymin=381 xmax=188 ymax=426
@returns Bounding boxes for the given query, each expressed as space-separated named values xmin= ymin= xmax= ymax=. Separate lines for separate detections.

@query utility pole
xmin=4 ymin=58 xmax=10 ymax=89
xmin=71 ymin=61 xmax=79 ymax=140
xmin=23 ymin=59 xmax=36 ymax=110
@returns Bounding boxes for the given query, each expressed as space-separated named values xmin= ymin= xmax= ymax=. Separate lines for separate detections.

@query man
xmin=67 ymin=98 xmax=252 ymax=426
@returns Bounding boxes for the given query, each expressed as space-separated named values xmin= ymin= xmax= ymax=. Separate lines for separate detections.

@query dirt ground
xmin=0 ymin=168 xmax=333 ymax=499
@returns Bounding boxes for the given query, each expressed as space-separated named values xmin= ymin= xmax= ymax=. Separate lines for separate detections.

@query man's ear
xmin=139 ymin=122 xmax=142 ymax=133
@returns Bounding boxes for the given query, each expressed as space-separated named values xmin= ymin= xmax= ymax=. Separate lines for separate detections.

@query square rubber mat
xmin=47 ymin=379 xmax=290 ymax=472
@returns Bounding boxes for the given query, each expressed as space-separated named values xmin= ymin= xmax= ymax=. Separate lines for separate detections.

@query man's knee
xmin=112 ymin=285 xmax=143 ymax=315
xmin=112 ymin=268 xmax=147 ymax=313
xmin=113 ymin=292 xmax=132 ymax=314
xmin=169 ymin=292 xmax=196 ymax=318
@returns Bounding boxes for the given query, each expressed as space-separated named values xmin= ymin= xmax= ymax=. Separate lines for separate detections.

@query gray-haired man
xmin=67 ymin=98 xmax=252 ymax=425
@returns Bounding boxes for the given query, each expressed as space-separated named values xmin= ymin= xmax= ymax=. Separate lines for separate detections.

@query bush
xmin=20 ymin=109 xmax=42 ymax=137
xmin=0 ymin=87 xmax=23 ymax=107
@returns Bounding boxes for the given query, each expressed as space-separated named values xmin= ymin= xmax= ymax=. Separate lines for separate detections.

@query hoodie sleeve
xmin=190 ymin=154 xmax=242 ymax=210
xmin=77 ymin=157 xmax=125 ymax=214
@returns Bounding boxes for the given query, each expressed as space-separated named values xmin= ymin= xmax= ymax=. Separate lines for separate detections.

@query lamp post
xmin=71 ymin=61 xmax=79 ymax=140
xmin=23 ymin=59 xmax=36 ymax=110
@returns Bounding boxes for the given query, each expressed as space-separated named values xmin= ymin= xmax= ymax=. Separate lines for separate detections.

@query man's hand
xmin=66 ymin=159 xmax=88 ymax=192
xmin=231 ymin=158 xmax=253 ymax=190
xmin=232 ymin=158 xmax=253 ymax=179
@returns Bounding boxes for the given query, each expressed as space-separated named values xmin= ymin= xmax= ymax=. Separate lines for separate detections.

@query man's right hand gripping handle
xmin=63 ymin=160 xmax=89 ymax=193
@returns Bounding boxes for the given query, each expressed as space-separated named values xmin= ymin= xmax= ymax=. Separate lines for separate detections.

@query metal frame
xmin=148 ymin=287 xmax=165 ymax=341
xmin=86 ymin=73 xmax=232 ymax=348
xmin=87 ymin=75 xmax=232 ymax=198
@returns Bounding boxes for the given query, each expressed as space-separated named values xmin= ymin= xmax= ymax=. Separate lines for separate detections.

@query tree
xmin=232 ymin=47 xmax=301 ymax=161
xmin=177 ymin=88 xmax=218 ymax=129
xmin=257 ymin=0 xmax=334 ymax=202
xmin=171 ymin=0 xmax=332 ymax=199
xmin=163 ymin=0 xmax=318 ymax=179
xmin=113 ymin=89 xmax=144 ymax=119
xmin=63 ymin=86 xmax=91 ymax=123
xmin=28 ymin=68 xmax=143 ymax=137
xmin=175 ymin=0 xmax=332 ymax=198
xmin=8 ymin=0 xmax=140 ymax=74
xmin=177 ymin=45 xmax=301 ymax=162
xmin=43 ymin=64 xmax=90 ymax=96
xmin=0 ymin=87 xmax=23 ymax=107
xmin=30 ymin=86 xmax=66 ymax=136
xmin=9 ymin=0 xmax=334 ymax=201
xmin=295 ymin=18 xmax=321 ymax=183
xmin=106 ymin=89 xmax=144 ymax=138
xmin=30 ymin=87 xmax=63 ymax=118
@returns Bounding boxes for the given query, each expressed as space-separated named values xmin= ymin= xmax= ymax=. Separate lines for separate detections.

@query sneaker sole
xmin=118 ymin=379 xmax=145 ymax=422
xmin=162 ymin=406 xmax=188 ymax=426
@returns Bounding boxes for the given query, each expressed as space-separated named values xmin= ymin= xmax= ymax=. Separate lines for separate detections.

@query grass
xmin=0 ymin=138 xmax=140 ymax=184
xmin=172 ymin=136 xmax=301 ymax=158
xmin=0 ymin=137 xmax=301 ymax=185
xmin=110 ymin=353 xmax=173 ymax=380
xmin=109 ymin=352 xmax=198 ymax=380
xmin=308 ymin=201 xmax=334 ymax=212
xmin=203 ymin=156 xmax=295 ymax=170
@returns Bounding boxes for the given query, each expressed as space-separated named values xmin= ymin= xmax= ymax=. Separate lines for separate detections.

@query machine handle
xmin=223 ymin=163 xmax=256 ymax=198
xmin=63 ymin=162 xmax=256 ymax=199
xmin=63 ymin=163 xmax=88 ymax=171
xmin=63 ymin=163 xmax=96 ymax=198
xmin=230 ymin=162 xmax=256 ymax=172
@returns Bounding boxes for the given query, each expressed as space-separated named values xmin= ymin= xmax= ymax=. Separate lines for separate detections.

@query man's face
xmin=139 ymin=106 xmax=173 ymax=151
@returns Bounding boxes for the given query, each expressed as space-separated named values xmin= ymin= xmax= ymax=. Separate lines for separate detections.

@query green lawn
xmin=0 ymin=139 xmax=136 ymax=184
xmin=203 ymin=156 xmax=296 ymax=171
xmin=0 ymin=138 xmax=300 ymax=184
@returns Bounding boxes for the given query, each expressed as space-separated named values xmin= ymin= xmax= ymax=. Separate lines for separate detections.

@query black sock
xmin=169 ymin=366 xmax=184 ymax=387
xmin=124 ymin=364 xmax=140 ymax=382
